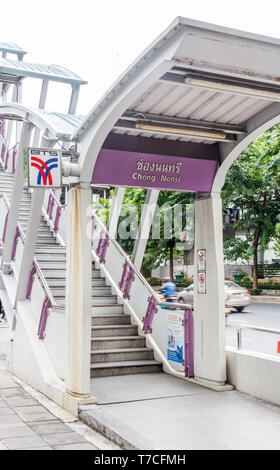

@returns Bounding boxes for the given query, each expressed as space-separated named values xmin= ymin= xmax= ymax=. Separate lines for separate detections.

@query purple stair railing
xmin=37 ymin=297 xmax=52 ymax=339
xmin=4 ymin=148 xmax=9 ymax=170
xmin=1 ymin=211 xmax=9 ymax=244
xmin=53 ymin=206 xmax=62 ymax=233
xmin=96 ymin=230 xmax=109 ymax=263
xmin=119 ymin=261 xmax=135 ymax=299
xmin=12 ymin=146 xmax=17 ymax=173
xmin=1 ymin=142 xmax=6 ymax=163
xmin=26 ymin=264 xmax=37 ymax=300
xmin=184 ymin=309 xmax=194 ymax=377
xmin=11 ymin=227 xmax=20 ymax=261
xmin=47 ymin=193 xmax=55 ymax=220
xmin=142 ymin=296 xmax=158 ymax=334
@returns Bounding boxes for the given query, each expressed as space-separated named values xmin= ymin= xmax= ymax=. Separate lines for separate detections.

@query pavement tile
xmin=0 ymin=425 xmax=35 ymax=439
xmin=4 ymin=398 xmax=39 ymax=407
xmin=3 ymin=435 xmax=48 ymax=450
xmin=14 ymin=405 xmax=48 ymax=415
xmin=0 ymin=407 xmax=16 ymax=416
xmin=21 ymin=446 xmax=53 ymax=450
xmin=0 ymin=415 xmax=24 ymax=427
xmin=17 ymin=411 xmax=57 ymax=423
xmin=29 ymin=421 xmax=73 ymax=435
xmin=0 ymin=399 xmax=9 ymax=408
xmin=53 ymin=443 xmax=98 ymax=450
xmin=42 ymin=432 xmax=88 ymax=446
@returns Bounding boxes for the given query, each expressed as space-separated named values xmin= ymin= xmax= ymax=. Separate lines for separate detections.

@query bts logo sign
xmin=27 ymin=148 xmax=62 ymax=188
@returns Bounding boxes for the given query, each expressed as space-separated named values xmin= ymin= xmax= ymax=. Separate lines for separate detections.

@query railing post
xmin=1 ymin=211 xmax=9 ymax=244
xmin=97 ymin=230 xmax=109 ymax=263
xmin=54 ymin=206 xmax=62 ymax=233
xmin=119 ymin=261 xmax=130 ymax=293
xmin=26 ymin=263 xmax=36 ymax=300
xmin=49 ymin=195 xmax=55 ymax=220
xmin=184 ymin=309 xmax=194 ymax=378
xmin=37 ymin=296 xmax=51 ymax=339
xmin=12 ymin=146 xmax=17 ymax=173
xmin=11 ymin=227 xmax=20 ymax=261
xmin=142 ymin=296 xmax=158 ymax=334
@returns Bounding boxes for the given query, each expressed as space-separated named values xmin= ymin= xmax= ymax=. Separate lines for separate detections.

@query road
xmin=226 ymin=301 xmax=280 ymax=356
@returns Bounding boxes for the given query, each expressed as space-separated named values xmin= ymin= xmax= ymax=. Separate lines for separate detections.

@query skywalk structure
xmin=0 ymin=19 xmax=280 ymax=415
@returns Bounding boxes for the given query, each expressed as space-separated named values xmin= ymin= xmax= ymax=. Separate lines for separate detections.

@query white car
xmin=178 ymin=281 xmax=251 ymax=312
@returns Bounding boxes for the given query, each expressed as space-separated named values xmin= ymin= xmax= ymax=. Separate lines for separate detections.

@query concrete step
xmin=91 ymin=325 xmax=138 ymax=338
xmin=91 ymin=348 xmax=154 ymax=363
xmin=92 ymin=305 xmax=123 ymax=315
xmin=90 ymin=360 xmax=162 ymax=377
xmin=35 ymin=247 xmax=66 ymax=255
xmin=92 ymin=286 xmax=112 ymax=295
xmin=92 ymin=279 xmax=107 ymax=287
xmin=92 ymin=269 xmax=101 ymax=278
xmin=91 ymin=314 xmax=131 ymax=326
xmin=37 ymin=262 xmax=66 ymax=270
xmin=92 ymin=296 xmax=117 ymax=306
xmin=43 ymin=270 xmax=66 ymax=279
xmin=46 ymin=279 xmax=66 ymax=288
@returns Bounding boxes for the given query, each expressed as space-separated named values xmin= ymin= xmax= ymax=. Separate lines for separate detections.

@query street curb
xmin=251 ymin=296 xmax=280 ymax=303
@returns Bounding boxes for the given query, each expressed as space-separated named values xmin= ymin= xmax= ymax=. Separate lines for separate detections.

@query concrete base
xmin=80 ymin=373 xmax=280 ymax=450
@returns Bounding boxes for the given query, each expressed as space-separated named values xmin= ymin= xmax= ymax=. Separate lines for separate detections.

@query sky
xmin=1 ymin=0 xmax=280 ymax=116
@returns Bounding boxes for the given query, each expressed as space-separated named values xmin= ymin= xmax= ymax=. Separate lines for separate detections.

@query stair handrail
xmin=0 ymin=190 xmax=60 ymax=309
xmin=92 ymin=211 xmax=192 ymax=311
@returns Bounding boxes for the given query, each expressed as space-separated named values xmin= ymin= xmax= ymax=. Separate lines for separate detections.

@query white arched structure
xmin=68 ymin=17 xmax=280 ymax=390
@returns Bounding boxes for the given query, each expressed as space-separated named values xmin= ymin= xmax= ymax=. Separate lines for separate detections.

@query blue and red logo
xmin=30 ymin=155 xmax=59 ymax=186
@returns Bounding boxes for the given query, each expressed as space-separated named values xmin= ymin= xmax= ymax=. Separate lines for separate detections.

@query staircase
xmin=0 ymin=169 xmax=162 ymax=377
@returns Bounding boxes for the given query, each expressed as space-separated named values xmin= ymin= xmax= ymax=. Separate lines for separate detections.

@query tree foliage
xmin=222 ymin=124 xmax=280 ymax=288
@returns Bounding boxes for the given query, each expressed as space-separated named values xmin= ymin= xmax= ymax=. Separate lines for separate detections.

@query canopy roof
xmin=0 ymin=103 xmax=84 ymax=140
xmin=0 ymin=42 xmax=27 ymax=59
xmin=0 ymin=57 xmax=87 ymax=85
xmin=73 ymin=17 xmax=280 ymax=149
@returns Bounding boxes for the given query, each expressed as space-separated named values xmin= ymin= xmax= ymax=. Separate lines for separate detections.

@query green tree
xmin=222 ymin=125 xmax=280 ymax=289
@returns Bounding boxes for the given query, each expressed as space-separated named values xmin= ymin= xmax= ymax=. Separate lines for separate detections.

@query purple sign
xmin=92 ymin=149 xmax=218 ymax=192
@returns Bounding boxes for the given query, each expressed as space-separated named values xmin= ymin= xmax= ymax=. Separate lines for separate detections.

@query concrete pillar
xmin=131 ymin=189 xmax=159 ymax=270
xmin=108 ymin=186 xmax=125 ymax=238
xmin=193 ymin=193 xmax=226 ymax=385
xmin=65 ymin=185 xmax=92 ymax=397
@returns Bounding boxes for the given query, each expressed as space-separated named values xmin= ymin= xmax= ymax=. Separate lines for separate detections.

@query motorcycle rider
xmin=160 ymin=277 xmax=177 ymax=300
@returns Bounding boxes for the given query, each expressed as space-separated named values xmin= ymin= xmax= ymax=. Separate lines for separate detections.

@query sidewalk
xmin=80 ymin=373 xmax=280 ymax=450
xmin=0 ymin=323 xmax=120 ymax=450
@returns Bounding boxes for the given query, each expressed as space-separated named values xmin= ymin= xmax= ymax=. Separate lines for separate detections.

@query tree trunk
xmin=169 ymin=241 xmax=174 ymax=281
xmin=252 ymin=224 xmax=262 ymax=290
xmin=252 ymin=247 xmax=258 ymax=290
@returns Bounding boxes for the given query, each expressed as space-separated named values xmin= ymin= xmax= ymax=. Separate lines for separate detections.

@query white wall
xmin=227 ymin=347 xmax=280 ymax=407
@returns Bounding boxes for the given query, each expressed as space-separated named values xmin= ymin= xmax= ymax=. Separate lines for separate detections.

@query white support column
xmin=15 ymin=189 xmax=46 ymax=301
xmin=33 ymin=80 xmax=49 ymax=146
xmin=131 ymin=189 xmax=159 ymax=270
xmin=65 ymin=185 xmax=92 ymax=397
xmin=193 ymin=193 xmax=226 ymax=386
xmin=108 ymin=186 xmax=125 ymax=239
xmin=1 ymin=120 xmax=33 ymax=267
xmin=6 ymin=84 xmax=19 ymax=147
xmin=68 ymin=85 xmax=80 ymax=115
xmin=15 ymin=136 xmax=50 ymax=301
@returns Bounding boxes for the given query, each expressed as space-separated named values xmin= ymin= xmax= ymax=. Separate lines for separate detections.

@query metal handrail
xmin=0 ymin=190 xmax=59 ymax=309
xmin=237 ymin=324 xmax=280 ymax=349
xmin=93 ymin=211 xmax=192 ymax=312
xmin=48 ymin=189 xmax=66 ymax=209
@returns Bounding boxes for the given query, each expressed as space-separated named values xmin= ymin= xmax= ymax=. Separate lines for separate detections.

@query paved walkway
xmin=0 ymin=323 xmax=119 ymax=450
xmin=80 ymin=373 xmax=280 ymax=450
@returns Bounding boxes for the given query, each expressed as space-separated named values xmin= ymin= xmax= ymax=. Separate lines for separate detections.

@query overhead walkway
xmin=0 ymin=18 xmax=280 ymax=431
